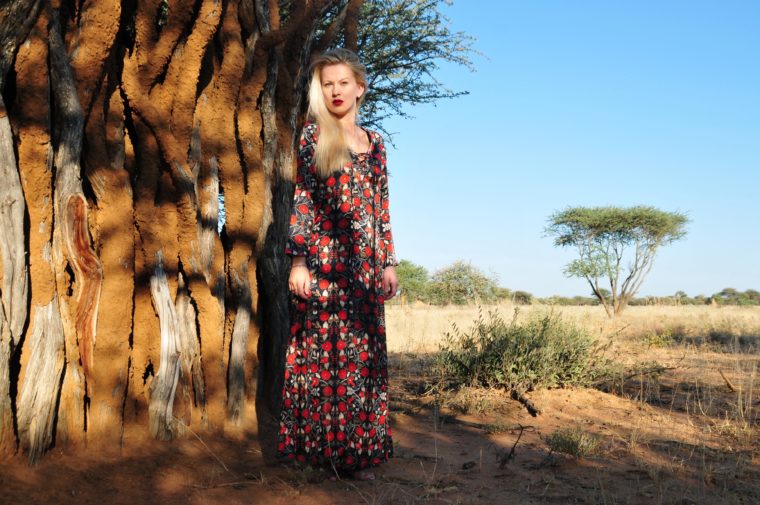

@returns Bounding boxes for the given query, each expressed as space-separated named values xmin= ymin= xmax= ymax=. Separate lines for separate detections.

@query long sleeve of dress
xmin=377 ymin=138 xmax=398 ymax=267
xmin=285 ymin=124 xmax=318 ymax=257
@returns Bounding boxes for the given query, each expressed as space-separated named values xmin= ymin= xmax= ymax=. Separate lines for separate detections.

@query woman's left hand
xmin=382 ymin=266 xmax=398 ymax=300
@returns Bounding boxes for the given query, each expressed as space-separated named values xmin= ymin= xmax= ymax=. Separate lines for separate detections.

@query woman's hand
xmin=382 ymin=266 xmax=398 ymax=300
xmin=289 ymin=258 xmax=312 ymax=299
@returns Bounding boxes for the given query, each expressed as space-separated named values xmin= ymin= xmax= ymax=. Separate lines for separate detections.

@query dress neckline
xmin=349 ymin=127 xmax=373 ymax=158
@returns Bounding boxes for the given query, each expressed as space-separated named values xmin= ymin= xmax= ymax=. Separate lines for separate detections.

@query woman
xmin=279 ymin=48 xmax=398 ymax=480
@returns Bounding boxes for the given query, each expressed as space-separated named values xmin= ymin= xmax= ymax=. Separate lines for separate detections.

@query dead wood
xmin=0 ymin=97 xmax=29 ymax=350
xmin=148 ymin=253 xmax=182 ymax=440
xmin=176 ymin=271 xmax=206 ymax=428
xmin=0 ymin=0 xmax=40 ymax=456
xmin=227 ymin=268 xmax=252 ymax=423
xmin=0 ymin=317 xmax=13 ymax=457
xmin=8 ymin=9 xmax=54 ymax=459
xmin=16 ymin=298 xmax=66 ymax=465
xmin=49 ymin=6 xmax=103 ymax=379
xmin=0 ymin=0 xmax=42 ymax=82
xmin=510 ymin=389 xmax=541 ymax=417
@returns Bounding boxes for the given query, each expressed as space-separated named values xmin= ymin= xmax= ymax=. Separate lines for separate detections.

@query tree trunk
xmin=0 ymin=92 xmax=26 ymax=457
xmin=9 ymin=7 xmax=52 ymax=460
xmin=0 ymin=0 xmax=364 ymax=462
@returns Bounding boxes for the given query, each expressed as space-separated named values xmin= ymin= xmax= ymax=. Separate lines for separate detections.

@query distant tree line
xmin=394 ymin=260 xmax=532 ymax=305
xmin=628 ymin=288 xmax=760 ymax=307
xmin=540 ymin=289 xmax=759 ymax=307
xmin=394 ymin=260 xmax=758 ymax=308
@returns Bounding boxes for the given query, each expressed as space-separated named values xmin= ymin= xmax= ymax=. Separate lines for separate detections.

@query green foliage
xmin=712 ymin=288 xmax=760 ymax=306
xmin=356 ymin=0 xmax=476 ymax=133
xmin=540 ymin=295 xmax=601 ymax=306
xmin=436 ymin=309 xmax=611 ymax=394
xmin=392 ymin=259 xmax=513 ymax=305
xmin=428 ymin=260 xmax=500 ymax=305
xmin=546 ymin=206 xmax=689 ymax=316
xmin=512 ymin=290 xmax=533 ymax=305
xmin=546 ymin=427 xmax=602 ymax=458
xmin=543 ymin=288 xmax=759 ymax=307
xmin=493 ymin=286 xmax=513 ymax=301
xmin=643 ymin=328 xmax=674 ymax=348
xmin=395 ymin=259 xmax=429 ymax=302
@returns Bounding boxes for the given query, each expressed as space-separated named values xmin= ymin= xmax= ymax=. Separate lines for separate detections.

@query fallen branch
xmin=498 ymin=424 xmax=535 ymax=469
xmin=510 ymin=389 xmax=540 ymax=417
xmin=620 ymin=365 xmax=677 ymax=382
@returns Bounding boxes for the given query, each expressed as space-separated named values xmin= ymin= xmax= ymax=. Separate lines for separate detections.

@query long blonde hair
xmin=307 ymin=48 xmax=368 ymax=178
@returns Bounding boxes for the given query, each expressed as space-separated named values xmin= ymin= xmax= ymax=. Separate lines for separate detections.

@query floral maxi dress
xmin=279 ymin=123 xmax=398 ymax=470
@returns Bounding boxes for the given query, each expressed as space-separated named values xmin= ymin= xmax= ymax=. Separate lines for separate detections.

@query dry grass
xmin=385 ymin=302 xmax=760 ymax=504
xmin=385 ymin=302 xmax=760 ymax=353
xmin=545 ymin=426 xmax=603 ymax=458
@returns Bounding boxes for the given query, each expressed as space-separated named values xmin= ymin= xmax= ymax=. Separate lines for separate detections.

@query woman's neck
xmin=336 ymin=111 xmax=357 ymax=132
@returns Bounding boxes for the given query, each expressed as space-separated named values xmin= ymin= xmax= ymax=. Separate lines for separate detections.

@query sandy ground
xmin=1 ymin=305 xmax=758 ymax=505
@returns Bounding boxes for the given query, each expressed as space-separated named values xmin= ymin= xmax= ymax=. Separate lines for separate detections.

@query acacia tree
xmin=546 ymin=206 xmax=688 ymax=317
xmin=0 ymin=0 xmax=472 ymax=463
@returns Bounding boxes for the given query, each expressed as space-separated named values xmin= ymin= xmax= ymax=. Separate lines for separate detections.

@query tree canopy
xmin=429 ymin=260 xmax=502 ymax=305
xmin=546 ymin=206 xmax=688 ymax=317
xmin=395 ymin=259 xmax=430 ymax=302
xmin=355 ymin=0 xmax=475 ymax=133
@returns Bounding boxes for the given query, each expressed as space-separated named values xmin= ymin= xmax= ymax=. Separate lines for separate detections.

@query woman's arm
xmin=377 ymin=137 xmax=398 ymax=268
xmin=376 ymin=136 xmax=398 ymax=300
xmin=287 ymin=125 xmax=318 ymax=299
xmin=285 ymin=124 xmax=318 ymax=258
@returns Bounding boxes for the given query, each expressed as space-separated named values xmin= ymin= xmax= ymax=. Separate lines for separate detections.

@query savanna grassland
xmin=1 ymin=304 xmax=758 ymax=505
xmin=384 ymin=303 xmax=760 ymax=504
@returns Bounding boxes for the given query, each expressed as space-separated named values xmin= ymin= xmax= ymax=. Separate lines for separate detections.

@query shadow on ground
xmin=0 ymin=352 xmax=758 ymax=505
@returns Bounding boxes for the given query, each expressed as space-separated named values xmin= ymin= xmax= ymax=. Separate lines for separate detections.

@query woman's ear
xmin=357 ymin=83 xmax=365 ymax=101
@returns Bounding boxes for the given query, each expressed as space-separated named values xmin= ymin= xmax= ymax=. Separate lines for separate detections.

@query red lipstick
xmin=332 ymin=99 xmax=344 ymax=106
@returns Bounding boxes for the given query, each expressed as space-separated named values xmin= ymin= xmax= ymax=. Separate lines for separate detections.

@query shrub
xmin=395 ymin=259 xmax=430 ymax=302
xmin=436 ymin=308 xmax=611 ymax=394
xmin=428 ymin=260 xmax=500 ymax=305
xmin=512 ymin=290 xmax=534 ymax=305
xmin=546 ymin=427 xmax=601 ymax=458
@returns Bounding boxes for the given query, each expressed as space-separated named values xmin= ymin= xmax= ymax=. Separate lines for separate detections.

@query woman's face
xmin=320 ymin=63 xmax=364 ymax=119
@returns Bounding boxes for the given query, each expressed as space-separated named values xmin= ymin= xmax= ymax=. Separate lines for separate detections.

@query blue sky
xmin=381 ymin=0 xmax=759 ymax=297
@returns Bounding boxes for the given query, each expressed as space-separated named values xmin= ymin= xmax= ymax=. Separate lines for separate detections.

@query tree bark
xmin=10 ymin=8 xmax=53 ymax=460
xmin=0 ymin=0 xmax=368 ymax=461
xmin=147 ymin=253 xmax=181 ymax=440
xmin=0 ymin=92 xmax=26 ymax=458
xmin=16 ymin=298 xmax=65 ymax=465
xmin=0 ymin=0 xmax=40 ymax=456
xmin=48 ymin=6 xmax=102 ymax=448
xmin=0 ymin=315 xmax=12 ymax=458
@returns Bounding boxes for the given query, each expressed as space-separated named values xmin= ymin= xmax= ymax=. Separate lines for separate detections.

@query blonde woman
xmin=280 ymin=48 xmax=398 ymax=480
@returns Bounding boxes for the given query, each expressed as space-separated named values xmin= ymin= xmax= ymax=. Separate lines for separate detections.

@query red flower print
xmin=280 ymin=124 xmax=394 ymax=471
